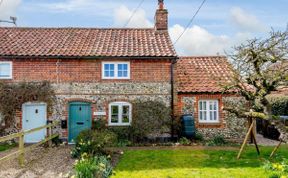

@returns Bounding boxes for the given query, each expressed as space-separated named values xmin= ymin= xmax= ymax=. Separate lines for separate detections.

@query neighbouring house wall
xmin=176 ymin=93 xmax=247 ymax=140
xmin=0 ymin=58 xmax=172 ymax=138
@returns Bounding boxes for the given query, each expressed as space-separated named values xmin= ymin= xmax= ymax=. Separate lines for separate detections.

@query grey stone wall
xmin=49 ymin=82 xmax=172 ymax=138
xmin=181 ymin=95 xmax=247 ymax=140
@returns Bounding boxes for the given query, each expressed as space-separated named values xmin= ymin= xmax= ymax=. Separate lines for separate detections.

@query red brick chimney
xmin=155 ymin=0 xmax=168 ymax=31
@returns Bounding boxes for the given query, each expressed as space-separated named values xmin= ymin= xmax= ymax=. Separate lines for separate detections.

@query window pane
xmin=209 ymin=111 xmax=213 ymax=121
xmin=118 ymin=71 xmax=123 ymax=77
xmin=123 ymin=64 xmax=128 ymax=70
xmin=109 ymin=64 xmax=114 ymax=70
xmin=111 ymin=106 xmax=118 ymax=115
xmin=111 ymin=115 xmax=118 ymax=123
xmin=111 ymin=105 xmax=119 ymax=123
xmin=104 ymin=71 xmax=109 ymax=77
xmin=209 ymin=102 xmax=213 ymax=110
xmin=199 ymin=111 xmax=203 ymax=120
xmin=214 ymin=111 xmax=217 ymax=120
xmin=199 ymin=101 xmax=202 ymax=110
xmin=109 ymin=71 xmax=114 ymax=77
xmin=122 ymin=115 xmax=129 ymax=123
xmin=118 ymin=64 xmax=123 ymax=70
xmin=203 ymin=111 xmax=207 ymax=120
xmin=203 ymin=102 xmax=206 ymax=110
xmin=214 ymin=102 xmax=217 ymax=110
xmin=0 ymin=63 xmax=10 ymax=77
xmin=104 ymin=64 xmax=109 ymax=70
xmin=122 ymin=105 xmax=129 ymax=114
xmin=123 ymin=71 xmax=128 ymax=77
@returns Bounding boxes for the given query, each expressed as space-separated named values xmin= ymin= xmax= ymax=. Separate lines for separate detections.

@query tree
xmin=224 ymin=29 xmax=288 ymax=143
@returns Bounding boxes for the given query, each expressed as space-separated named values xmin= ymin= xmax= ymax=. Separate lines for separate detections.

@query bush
xmin=71 ymin=129 xmax=117 ymax=158
xmin=108 ymin=127 xmax=132 ymax=141
xmin=269 ymin=96 xmax=288 ymax=116
xmin=74 ymin=154 xmax=113 ymax=178
xmin=207 ymin=135 xmax=227 ymax=146
xmin=179 ymin=137 xmax=191 ymax=145
xmin=131 ymin=100 xmax=171 ymax=142
xmin=263 ymin=159 xmax=288 ymax=178
xmin=195 ymin=132 xmax=204 ymax=141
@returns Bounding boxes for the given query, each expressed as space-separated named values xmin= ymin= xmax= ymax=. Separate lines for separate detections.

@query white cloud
xmin=169 ymin=24 xmax=231 ymax=56
xmin=113 ymin=5 xmax=153 ymax=28
xmin=169 ymin=25 xmax=255 ymax=56
xmin=0 ymin=0 xmax=21 ymax=20
xmin=230 ymin=7 xmax=268 ymax=32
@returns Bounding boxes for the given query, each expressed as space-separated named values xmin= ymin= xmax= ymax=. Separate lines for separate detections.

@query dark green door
xmin=68 ymin=102 xmax=92 ymax=143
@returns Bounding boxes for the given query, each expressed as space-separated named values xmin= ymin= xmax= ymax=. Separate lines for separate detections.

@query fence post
xmin=18 ymin=132 xmax=25 ymax=167
xmin=48 ymin=125 xmax=52 ymax=147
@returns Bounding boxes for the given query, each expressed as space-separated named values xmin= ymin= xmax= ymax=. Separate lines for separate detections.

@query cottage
xmin=0 ymin=0 xmax=247 ymax=142
xmin=175 ymin=56 xmax=246 ymax=139
xmin=0 ymin=1 xmax=177 ymax=142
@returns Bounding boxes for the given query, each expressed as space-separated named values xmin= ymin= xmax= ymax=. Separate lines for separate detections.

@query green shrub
xmin=131 ymin=100 xmax=171 ymax=142
xmin=195 ymin=132 xmax=204 ymax=141
xmin=92 ymin=118 xmax=107 ymax=131
xmin=179 ymin=137 xmax=191 ymax=145
xmin=263 ymin=159 xmax=288 ymax=178
xmin=207 ymin=135 xmax=227 ymax=146
xmin=269 ymin=96 xmax=288 ymax=116
xmin=71 ymin=129 xmax=117 ymax=158
xmin=108 ymin=127 xmax=132 ymax=141
xmin=116 ymin=139 xmax=132 ymax=147
xmin=74 ymin=155 xmax=113 ymax=178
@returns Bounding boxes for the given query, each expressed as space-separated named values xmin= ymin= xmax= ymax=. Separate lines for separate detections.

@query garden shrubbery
xmin=263 ymin=159 xmax=288 ymax=178
xmin=269 ymin=96 xmax=288 ymax=116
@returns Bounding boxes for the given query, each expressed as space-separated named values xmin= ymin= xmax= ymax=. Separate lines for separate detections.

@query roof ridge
xmin=0 ymin=27 xmax=155 ymax=30
xmin=179 ymin=55 xmax=227 ymax=59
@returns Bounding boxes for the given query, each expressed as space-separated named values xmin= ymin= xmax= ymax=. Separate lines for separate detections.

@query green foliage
xmin=108 ymin=127 xmax=132 ymax=141
xmin=195 ymin=132 xmax=204 ymax=141
xmin=178 ymin=137 xmax=191 ymax=145
xmin=263 ymin=159 xmax=288 ymax=178
xmin=71 ymin=129 xmax=117 ymax=158
xmin=0 ymin=81 xmax=55 ymax=131
xmin=74 ymin=154 xmax=113 ymax=178
xmin=207 ymin=135 xmax=227 ymax=146
xmin=112 ymin=146 xmax=288 ymax=178
xmin=269 ymin=96 xmax=288 ymax=116
xmin=92 ymin=118 xmax=107 ymax=131
xmin=130 ymin=100 xmax=171 ymax=142
xmin=0 ymin=141 xmax=17 ymax=152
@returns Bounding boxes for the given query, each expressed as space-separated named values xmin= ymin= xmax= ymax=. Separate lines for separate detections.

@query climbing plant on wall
xmin=0 ymin=81 xmax=55 ymax=133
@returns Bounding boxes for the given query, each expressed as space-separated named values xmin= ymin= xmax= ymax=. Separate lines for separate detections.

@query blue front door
xmin=68 ymin=102 xmax=92 ymax=143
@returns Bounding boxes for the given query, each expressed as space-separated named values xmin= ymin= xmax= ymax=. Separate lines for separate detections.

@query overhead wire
xmin=123 ymin=0 xmax=145 ymax=28
xmin=173 ymin=0 xmax=207 ymax=45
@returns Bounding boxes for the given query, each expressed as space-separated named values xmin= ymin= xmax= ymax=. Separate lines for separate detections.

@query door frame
xmin=22 ymin=102 xmax=47 ymax=143
xmin=68 ymin=101 xmax=92 ymax=143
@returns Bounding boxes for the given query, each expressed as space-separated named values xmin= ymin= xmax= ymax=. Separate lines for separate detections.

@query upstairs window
xmin=109 ymin=102 xmax=132 ymax=126
xmin=198 ymin=100 xmax=219 ymax=123
xmin=102 ymin=62 xmax=130 ymax=79
xmin=0 ymin=62 xmax=12 ymax=79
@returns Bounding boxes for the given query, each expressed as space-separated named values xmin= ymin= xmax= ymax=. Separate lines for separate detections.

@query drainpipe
xmin=170 ymin=57 xmax=178 ymax=141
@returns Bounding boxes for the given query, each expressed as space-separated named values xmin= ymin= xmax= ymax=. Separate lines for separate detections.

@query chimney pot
xmin=158 ymin=0 xmax=164 ymax=10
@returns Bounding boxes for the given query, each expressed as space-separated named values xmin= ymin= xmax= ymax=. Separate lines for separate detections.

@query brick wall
xmin=0 ymin=58 xmax=171 ymax=83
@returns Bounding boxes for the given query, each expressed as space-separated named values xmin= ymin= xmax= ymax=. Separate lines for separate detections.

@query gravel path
xmin=0 ymin=145 xmax=74 ymax=178
xmin=256 ymin=134 xmax=281 ymax=146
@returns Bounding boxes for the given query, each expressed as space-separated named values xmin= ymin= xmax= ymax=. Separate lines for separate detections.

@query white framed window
xmin=109 ymin=102 xmax=132 ymax=126
xmin=102 ymin=62 xmax=130 ymax=79
xmin=0 ymin=61 xmax=12 ymax=79
xmin=198 ymin=100 xmax=219 ymax=123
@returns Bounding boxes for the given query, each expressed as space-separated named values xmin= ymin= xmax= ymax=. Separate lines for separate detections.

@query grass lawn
xmin=112 ymin=146 xmax=288 ymax=178
xmin=0 ymin=142 xmax=17 ymax=152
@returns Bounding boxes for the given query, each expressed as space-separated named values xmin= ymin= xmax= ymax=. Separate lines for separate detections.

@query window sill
xmin=108 ymin=123 xmax=131 ymax=126
xmin=198 ymin=122 xmax=220 ymax=125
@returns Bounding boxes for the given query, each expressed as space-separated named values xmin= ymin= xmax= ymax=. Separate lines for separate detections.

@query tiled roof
xmin=176 ymin=56 xmax=234 ymax=93
xmin=0 ymin=27 xmax=176 ymax=58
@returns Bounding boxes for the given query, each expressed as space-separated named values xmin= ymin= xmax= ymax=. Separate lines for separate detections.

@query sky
xmin=0 ymin=0 xmax=287 ymax=56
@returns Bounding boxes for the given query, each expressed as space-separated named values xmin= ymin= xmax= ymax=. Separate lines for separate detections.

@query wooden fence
xmin=0 ymin=121 xmax=59 ymax=167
